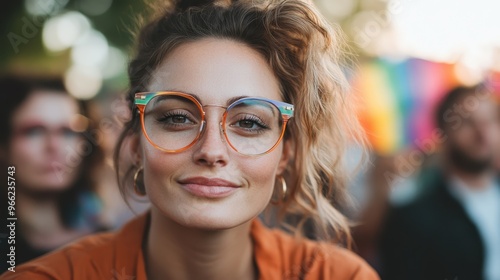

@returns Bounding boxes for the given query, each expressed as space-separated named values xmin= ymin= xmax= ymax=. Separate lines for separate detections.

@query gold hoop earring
xmin=271 ymin=175 xmax=287 ymax=205
xmin=133 ymin=167 xmax=146 ymax=196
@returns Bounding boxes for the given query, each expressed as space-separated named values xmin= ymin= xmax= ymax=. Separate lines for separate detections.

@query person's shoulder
xmin=252 ymin=221 xmax=379 ymax=279
xmin=389 ymin=180 xmax=452 ymax=222
xmin=0 ymin=231 xmax=117 ymax=279
xmin=0 ymin=213 xmax=148 ymax=280
xmin=283 ymin=233 xmax=379 ymax=279
xmin=381 ymin=182 xmax=454 ymax=245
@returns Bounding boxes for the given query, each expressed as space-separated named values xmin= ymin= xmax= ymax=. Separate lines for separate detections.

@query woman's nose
xmin=191 ymin=113 xmax=230 ymax=167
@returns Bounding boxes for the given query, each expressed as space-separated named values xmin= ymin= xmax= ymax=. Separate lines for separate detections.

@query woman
xmin=1 ymin=0 xmax=378 ymax=279
xmin=0 ymin=76 xmax=103 ymax=273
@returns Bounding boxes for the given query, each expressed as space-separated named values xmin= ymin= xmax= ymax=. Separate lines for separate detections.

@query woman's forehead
xmin=147 ymin=38 xmax=282 ymax=105
xmin=12 ymin=91 xmax=79 ymax=125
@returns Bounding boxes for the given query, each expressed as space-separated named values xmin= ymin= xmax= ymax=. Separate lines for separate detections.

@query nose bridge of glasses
xmin=200 ymin=104 xmax=227 ymax=126
xmin=202 ymin=104 xmax=227 ymax=110
xmin=198 ymin=117 xmax=226 ymax=149
xmin=197 ymin=104 xmax=224 ymax=134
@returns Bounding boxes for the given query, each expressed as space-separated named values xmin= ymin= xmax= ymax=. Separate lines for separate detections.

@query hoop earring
xmin=133 ymin=167 xmax=146 ymax=196
xmin=271 ymin=175 xmax=287 ymax=205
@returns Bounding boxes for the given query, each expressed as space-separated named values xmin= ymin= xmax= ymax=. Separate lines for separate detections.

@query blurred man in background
xmin=380 ymin=85 xmax=500 ymax=280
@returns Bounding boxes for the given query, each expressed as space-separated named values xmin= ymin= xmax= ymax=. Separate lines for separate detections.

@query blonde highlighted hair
xmin=115 ymin=0 xmax=366 ymax=244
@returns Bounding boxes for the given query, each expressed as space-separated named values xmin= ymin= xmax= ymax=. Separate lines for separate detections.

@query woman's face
xmin=9 ymin=91 xmax=84 ymax=192
xmin=138 ymin=38 xmax=290 ymax=229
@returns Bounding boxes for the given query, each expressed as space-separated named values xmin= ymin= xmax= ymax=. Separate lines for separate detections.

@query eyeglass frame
xmin=134 ymin=91 xmax=294 ymax=156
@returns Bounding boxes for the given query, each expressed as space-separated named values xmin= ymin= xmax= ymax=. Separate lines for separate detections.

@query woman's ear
xmin=123 ymin=133 xmax=142 ymax=166
xmin=277 ymin=139 xmax=293 ymax=175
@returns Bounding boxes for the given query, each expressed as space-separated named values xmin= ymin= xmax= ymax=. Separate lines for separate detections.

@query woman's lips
xmin=178 ymin=177 xmax=240 ymax=198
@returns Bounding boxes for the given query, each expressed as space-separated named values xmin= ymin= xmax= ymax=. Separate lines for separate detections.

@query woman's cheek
xmin=142 ymin=146 xmax=184 ymax=184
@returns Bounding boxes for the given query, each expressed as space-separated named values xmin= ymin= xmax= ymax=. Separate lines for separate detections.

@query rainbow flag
xmin=352 ymin=58 xmax=460 ymax=154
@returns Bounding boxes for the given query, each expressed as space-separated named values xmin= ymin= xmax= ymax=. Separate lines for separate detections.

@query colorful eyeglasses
xmin=135 ymin=91 xmax=294 ymax=156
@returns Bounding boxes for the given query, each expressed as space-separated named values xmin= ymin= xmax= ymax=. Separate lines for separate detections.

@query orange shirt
xmin=1 ymin=213 xmax=379 ymax=279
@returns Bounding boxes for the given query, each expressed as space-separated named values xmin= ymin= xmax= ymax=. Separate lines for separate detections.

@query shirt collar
xmin=121 ymin=212 xmax=279 ymax=280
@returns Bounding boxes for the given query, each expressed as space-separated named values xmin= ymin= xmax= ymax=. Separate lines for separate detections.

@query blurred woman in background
xmin=0 ymin=75 xmax=103 ymax=272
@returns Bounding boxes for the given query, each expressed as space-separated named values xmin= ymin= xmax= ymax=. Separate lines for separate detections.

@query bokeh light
xmin=25 ymin=0 xmax=69 ymax=16
xmin=76 ymin=0 xmax=113 ymax=16
xmin=71 ymin=30 xmax=109 ymax=67
xmin=42 ymin=11 xmax=91 ymax=52
xmin=64 ymin=65 xmax=102 ymax=100
xmin=101 ymin=46 xmax=127 ymax=79
xmin=315 ymin=0 xmax=356 ymax=21
xmin=69 ymin=114 xmax=90 ymax=133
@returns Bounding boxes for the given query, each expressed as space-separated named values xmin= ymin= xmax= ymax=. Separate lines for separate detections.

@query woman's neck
xmin=17 ymin=191 xmax=61 ymax=234
xmin=16 ymin=191 xmax=90 ymax=250
xmin=17 ymin=190 xmax=83 ymax=250
xmin=145 ymin=207 xmax=257 ymax=280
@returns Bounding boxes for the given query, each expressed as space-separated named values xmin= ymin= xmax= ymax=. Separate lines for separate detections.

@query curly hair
xmin=115 ymin=0 xmax=366 ymax=244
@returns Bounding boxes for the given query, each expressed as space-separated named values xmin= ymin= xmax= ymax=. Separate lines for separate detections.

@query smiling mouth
xmin=177 ymin=177 xmax=240 ymax=198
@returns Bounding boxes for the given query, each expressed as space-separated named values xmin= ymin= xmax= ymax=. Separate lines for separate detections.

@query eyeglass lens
xmin=143 ymin=95 xmax=284 ymax=155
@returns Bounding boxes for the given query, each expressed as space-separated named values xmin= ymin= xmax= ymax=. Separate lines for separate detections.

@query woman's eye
xmin=171 ymin=115 xmax=189 ymax=124
xmin=232 ymin=116 xmax=269 ymax=131
xmin=24 ymin=127 xmax=45 ymax=137
xmin=237 ymin=120 xmax=259 ymax=129
xmin=157 ymin=112 xmax=196 ymax=126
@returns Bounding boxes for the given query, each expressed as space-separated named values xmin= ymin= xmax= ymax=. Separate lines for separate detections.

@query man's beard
xmin=448 ymin=144 xmax=493 ymax=174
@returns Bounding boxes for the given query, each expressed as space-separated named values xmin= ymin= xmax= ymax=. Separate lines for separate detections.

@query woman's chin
xmin=151 ymin=196 xmax=265 ymax=230
xmin=21 ymin=179 xmax=73 ymax=193
xmin=170 ymin=209 xmax=254 ymax=231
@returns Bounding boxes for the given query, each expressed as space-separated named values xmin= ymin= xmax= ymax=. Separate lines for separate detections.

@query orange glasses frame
xmin=135 ymin=91 xmax=294 ymax=156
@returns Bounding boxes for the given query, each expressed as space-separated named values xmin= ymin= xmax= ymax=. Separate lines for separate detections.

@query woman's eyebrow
xmin=155 ymin=91 xmax=250 ymax=106
xmin=226 ymin=96 xmax=249 ymax=106
xmin=180 ymin=92 xmax=249 ymax=106
xmin=149 ymin=91 xmax=202 ymax=106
